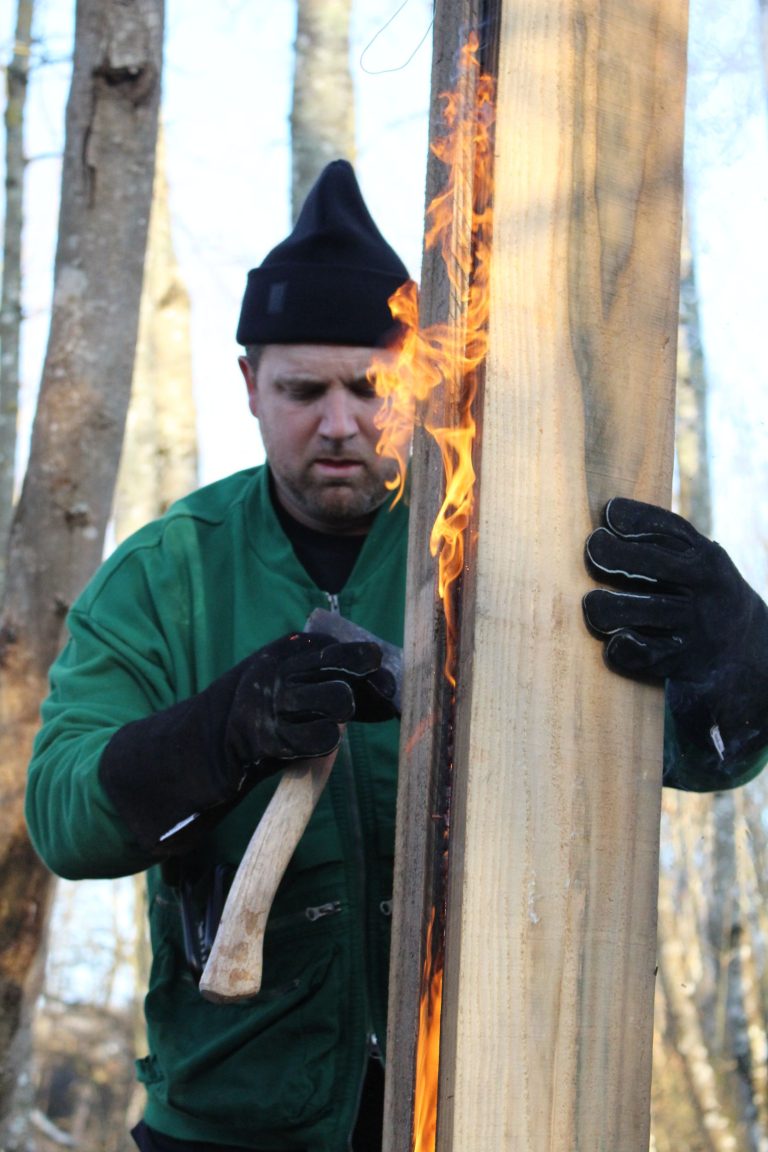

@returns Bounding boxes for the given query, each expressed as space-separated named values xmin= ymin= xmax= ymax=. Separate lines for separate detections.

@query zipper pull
xmin=325 ymin=592 xmax=340 ymax=614
xmin=305 ymin=900 xmax=342 ymax=922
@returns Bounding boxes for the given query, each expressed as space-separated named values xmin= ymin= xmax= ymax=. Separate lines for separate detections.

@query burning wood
xmin=370 ymin=33 xmax=496 ymax=1152
xmin=412 ymin=909 xmax=442 ymax=1152
xmin=371 ymin=33 xmax=495 ymax=684
xmin=383 ymin=0 xmax=687 ymax=1147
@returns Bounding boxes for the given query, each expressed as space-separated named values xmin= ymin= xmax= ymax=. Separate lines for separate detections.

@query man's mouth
xmin=313 ymin=457 xmax=365 ymax=476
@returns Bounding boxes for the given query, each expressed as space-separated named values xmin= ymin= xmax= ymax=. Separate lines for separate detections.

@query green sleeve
xmin=662 ymin=691 xmax=768 ymax=793
xmin=26 ymin=597 xmax=178 ymax=881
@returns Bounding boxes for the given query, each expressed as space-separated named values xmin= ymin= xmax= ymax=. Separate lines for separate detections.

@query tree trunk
xmin=0 ymin=0 xmax=163 ymax=1130
xmin=291 ymin=0 xmax=355 ymax=221
xmin=656 ymin=835 xmax=734 ymax=1152
xmin=113 ymin=125 xmax=197 ymax=539
xmin=653 ymin=786 xmax=768 ymax=1151
xmin=0 ymin=0 xmax=35 ymax=598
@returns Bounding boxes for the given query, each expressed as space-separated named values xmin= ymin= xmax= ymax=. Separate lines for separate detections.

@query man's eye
xmin=351 ymin=380 xmax=378 ymax=400
xmin=283 ymin=385 xmax=325 ymax=402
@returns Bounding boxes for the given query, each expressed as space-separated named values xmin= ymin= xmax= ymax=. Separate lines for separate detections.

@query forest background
xmin=0 ymin=0 xmax=767 ymax=1149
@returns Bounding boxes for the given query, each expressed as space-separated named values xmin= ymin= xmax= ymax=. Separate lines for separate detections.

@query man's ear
xmin=238 ymin=356 xmax=259 ymax=418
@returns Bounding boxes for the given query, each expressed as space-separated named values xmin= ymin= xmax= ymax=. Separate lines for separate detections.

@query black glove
xmin=99 ymin=631 xmax=397 ymax=853
xmin=582 ymin=498 xmax=768 ymax=773
xmin=226 ymin=632 xmax=396 ymax=761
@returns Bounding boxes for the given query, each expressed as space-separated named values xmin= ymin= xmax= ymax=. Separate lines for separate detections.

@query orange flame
xmin=413 ymin=910 xmax=443 ymax=1152
xmin=371 ymin=33 xmax=495 ymax=684
xmin=370 ymin=34 xmax=495 ymax=1152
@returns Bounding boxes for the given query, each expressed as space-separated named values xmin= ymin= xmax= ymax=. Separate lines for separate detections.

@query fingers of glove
xmin=582 ymin=589 xmax=690 ymax=640
xmin=278 ymin=679 xmax=356 ymax=724
xmin=602 ymin=630 xmax=687 ymax=681
xmin=604 ymin=498 xmax=704 ymax=550
xmin=286 ymin=641 xmax=398 ymax=718
xmin=585 ymin=524 xmax=698 ymax=589
xmin=286 ymin=640 xmax=384 ymax=682
xmin=282 ymin=718 xmax=343 ymax=759
xmin=284 ymin=662 xmax=397 ymax=722
xmin=349 ymin=666 xmax=400 ymax=722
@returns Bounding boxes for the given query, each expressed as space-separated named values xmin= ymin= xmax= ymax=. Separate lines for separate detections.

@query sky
xmin=684 ymin=0 xmax=768 ymax=590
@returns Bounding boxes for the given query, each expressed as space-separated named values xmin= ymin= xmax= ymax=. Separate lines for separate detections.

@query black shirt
xmin=271 ymin=484 xmax=366 ymax=595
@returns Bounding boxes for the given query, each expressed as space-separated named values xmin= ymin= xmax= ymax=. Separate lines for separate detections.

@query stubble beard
xmin=281 ymin=458 xmax=398 ymax=532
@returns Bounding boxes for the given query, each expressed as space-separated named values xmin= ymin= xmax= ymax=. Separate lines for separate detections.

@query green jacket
xmin=25 ymin=464 xmax=766 ymax=1150
xmin=26 ymin=464 xmax=409 ymax=1151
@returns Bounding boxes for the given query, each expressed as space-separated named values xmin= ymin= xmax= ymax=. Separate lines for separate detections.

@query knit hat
xmin=236 ymin=160 xmax=411 ymax=347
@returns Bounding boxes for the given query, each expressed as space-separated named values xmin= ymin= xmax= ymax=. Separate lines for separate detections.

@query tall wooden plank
xmin=436 ymin=2 xmax=687 ymax=1150
xmin=381 ymin=3 xmax=487 ymax=1149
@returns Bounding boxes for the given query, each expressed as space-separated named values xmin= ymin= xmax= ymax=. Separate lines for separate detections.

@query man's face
xmin=239 ymin=343 xmax=401 ymax=535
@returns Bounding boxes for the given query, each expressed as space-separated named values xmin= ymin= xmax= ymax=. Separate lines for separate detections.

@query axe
xmin=198 ymin=609 xmax=402 ymax=1003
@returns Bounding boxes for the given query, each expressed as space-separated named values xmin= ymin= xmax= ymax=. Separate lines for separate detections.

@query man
xmin=25 ymin=160 xmax=768 ymax=1151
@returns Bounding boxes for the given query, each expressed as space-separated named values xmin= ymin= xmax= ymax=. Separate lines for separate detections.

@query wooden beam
xmin=382 ymin=3 xmax=488 ymax=1148
xmin=384 ymin=0 xmax=687 ymax=1149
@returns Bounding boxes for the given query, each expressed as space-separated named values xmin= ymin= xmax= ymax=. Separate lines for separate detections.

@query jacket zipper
xmin=266 ymin=900 xmax=342 ymax=932
xmin=338 ymin=731 xmax=377 ymax=1147
xmin=304 ymin=900 xmax=342 ymax=923
xmin=324 ymin=589 xmax=378 ymax=1142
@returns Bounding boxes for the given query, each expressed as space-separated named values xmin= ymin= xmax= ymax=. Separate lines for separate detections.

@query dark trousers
xmin=132 ymin=1057 xmax=385 ymax=1152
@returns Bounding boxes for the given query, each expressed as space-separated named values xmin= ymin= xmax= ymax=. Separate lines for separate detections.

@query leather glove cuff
xmin=99 ymin=632 xmax=398 ymax=855
xmin=99 ymin=662 xmax=272 ymax=855
xmin=663 ymin=688 xmax=768 ymax=790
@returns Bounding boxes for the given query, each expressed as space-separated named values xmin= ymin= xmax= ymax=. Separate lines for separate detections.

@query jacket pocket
xmin=143 ymin=895 xmax=345 ymax=1139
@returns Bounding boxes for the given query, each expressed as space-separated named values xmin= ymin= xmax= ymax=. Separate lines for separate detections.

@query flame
xmin=370 ymin=34 xmax=496 ymax=1152
xmin=371 ymin=33 xmax=495 ymax=684
xmin=413 ymin=910 xmax=443 ymax=1152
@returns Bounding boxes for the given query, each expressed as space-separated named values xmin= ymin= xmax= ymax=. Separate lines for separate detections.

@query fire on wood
xmin=370 ymin=33 xmax=496 ymax=1152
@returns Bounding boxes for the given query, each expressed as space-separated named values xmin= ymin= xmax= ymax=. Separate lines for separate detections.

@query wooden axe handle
xmin=199 ymin=749 xmax=337 ymax=1003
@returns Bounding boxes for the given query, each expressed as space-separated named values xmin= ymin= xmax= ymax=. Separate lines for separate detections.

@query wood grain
xmin=382 ymin=3 xmax=486 ymax=1147
xmin=437 ymin=1 xmax=686 ymax=1149
xmin=384 ymin=0 xmax=687 ymax=1149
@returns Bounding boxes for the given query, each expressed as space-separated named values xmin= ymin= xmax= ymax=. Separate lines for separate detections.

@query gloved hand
xmin=99 ymin=631 xmax=397 ymax=852
xmin=582 ymin=498 xmax=768 ymax=772
xmin=226 ymin=632 xmax=397 ymax=763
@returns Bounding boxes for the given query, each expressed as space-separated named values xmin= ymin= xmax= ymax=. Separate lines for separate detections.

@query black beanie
xmin=236 ymin=160 xmax=411 ymax=348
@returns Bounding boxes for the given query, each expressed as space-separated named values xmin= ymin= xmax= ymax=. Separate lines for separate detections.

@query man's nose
xmin=318 ymin=388 xmax=358 ymax=440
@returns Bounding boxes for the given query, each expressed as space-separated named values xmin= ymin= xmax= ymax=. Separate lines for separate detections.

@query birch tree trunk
xmin=0 ymin=0 xmax=35 ymax=597
xmin=0 ymin=0 xmax=163 ymax=1132
xmin=291 ymin=0 xmax=355 ymax=221
xmin=113 ymin=126 xmax=197 ymax=539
